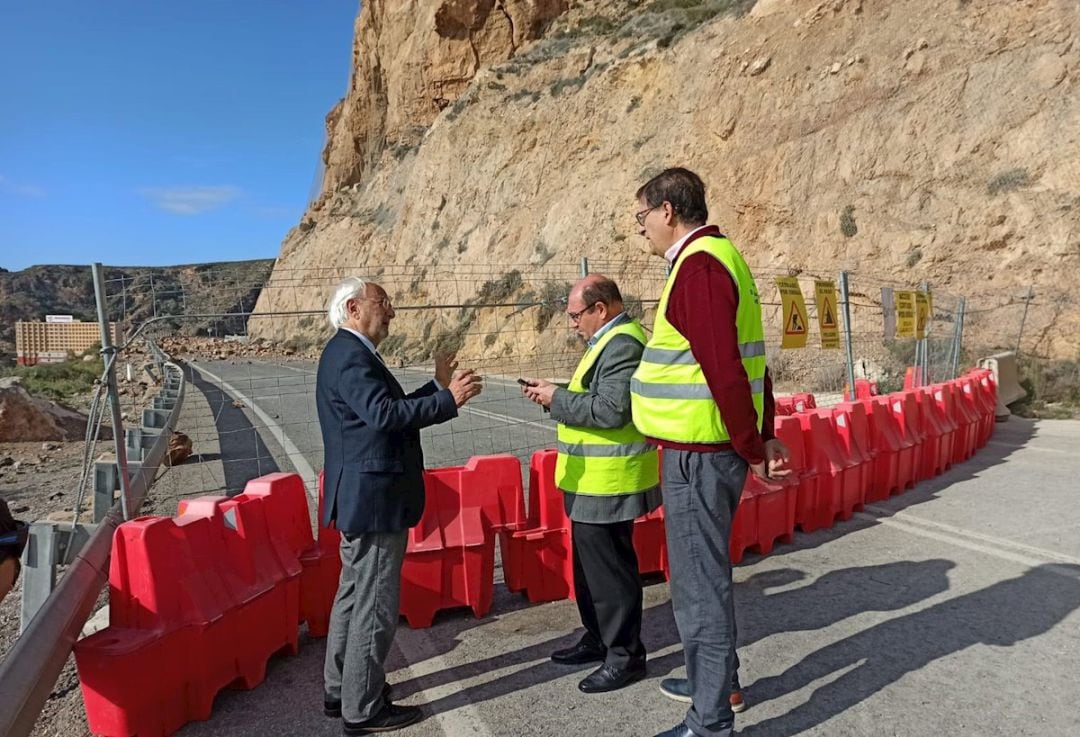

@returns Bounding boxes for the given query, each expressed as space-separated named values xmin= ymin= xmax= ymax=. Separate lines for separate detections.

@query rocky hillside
xmin=0 ymin=260 xmax=275 ymax=363
xmin=252 ymin=0 xmax=1079 ymax=362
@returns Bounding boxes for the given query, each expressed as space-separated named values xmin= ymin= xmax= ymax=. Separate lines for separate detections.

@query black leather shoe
xmin=578 ymin=662 xmax=646 ymax=693
xmin=653 ymin=723 xmax=696 ymax=737
xmin=342 ymin=703 xmax=422 ymax=735
xmin=551 ymin=640 xmax=606 ymax=665
xmin=324 ymin=683 xmax=394 ymax=718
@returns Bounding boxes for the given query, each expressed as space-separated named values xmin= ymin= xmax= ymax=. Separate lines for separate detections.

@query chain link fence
xmin=93 ymin=260 xmax=1054 ymax=503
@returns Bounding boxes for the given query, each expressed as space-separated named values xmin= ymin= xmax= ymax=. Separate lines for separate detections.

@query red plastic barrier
xmin=775 ymin=392 xmax=818 ymax=416
xmin=865 ymin=397 xmax=914 ymax=496
xmin=503 ymin=450 xmax=574 ymax=602
xmin=633 ymin=505 xmax=669 ymax=579
xmin=75 ymin=487 xmax=305 ymax=737
xmin=399 ymin=467 xmax=495 ymax=628
xmin=831 ymin=402 xmax=876 ymax=503
xmin=729 ymin=486 xmax=758 ymax=564
xmin=744 ymin=474 xmax=797 ymax=556
xmin=843 ymin=379 xmax=879 ymax=401
xmin=972 ymin=369 xmax=998 ymax=446
xmin=938 ymin=382 xmax=976 ymax=464
xmin=888 ymin=391 xmax=926 ymax=488
xmin=774 ymin=397 xmax=796 ymax=416
xmin=798 ymin=409 xmax=862 ymax=523
xmin=773 ymin=415 xmax=823 ymax=533
xmin=298 ymin=471 xmax=342 ymax=637
xmin=915 ymin=388 xmax=953 ymax=478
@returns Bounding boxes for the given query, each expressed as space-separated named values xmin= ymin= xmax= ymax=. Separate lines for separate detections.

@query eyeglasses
xmin=0 ymin=522 xmax=29 ymax=557
xmin=567 ymin=302 xmax=597 ymax=323
xmin=360 ymin=296 xmax=393 ymax=310
xmin=635 ymin=204 xmax=660 ymax=226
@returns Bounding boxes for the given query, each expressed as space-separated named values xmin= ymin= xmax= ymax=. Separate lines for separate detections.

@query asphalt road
xmin=163 ymin=359 xmax=1080 ymax=737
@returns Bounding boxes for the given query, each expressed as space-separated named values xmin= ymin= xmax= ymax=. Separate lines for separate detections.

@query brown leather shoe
xmin=730 ymin=688 xmax=747 ymax=713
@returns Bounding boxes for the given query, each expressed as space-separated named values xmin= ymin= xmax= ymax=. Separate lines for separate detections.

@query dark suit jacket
xmin=316 ymin=329 xmax=458 ymax=534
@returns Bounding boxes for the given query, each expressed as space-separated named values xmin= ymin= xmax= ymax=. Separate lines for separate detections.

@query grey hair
xmin=327 ymin=276 xmax=370 ymax=329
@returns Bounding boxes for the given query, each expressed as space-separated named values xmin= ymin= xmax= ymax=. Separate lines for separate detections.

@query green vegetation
xmin=987 ymin=168 xmax=1030 ymax=196
xmin=1012 ymin=355 xmax=1080 ymax=419
xmin=840 ymin=205 xmax=858 ymax=238
xmin=2 ymin=358 xmax=104 ymax=401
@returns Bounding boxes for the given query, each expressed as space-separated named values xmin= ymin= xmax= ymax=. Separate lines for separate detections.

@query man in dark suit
xmin=317 ymin=276 xmax=482 ymax=735
xmin=522 ymin=275 xmax=660 ymax=694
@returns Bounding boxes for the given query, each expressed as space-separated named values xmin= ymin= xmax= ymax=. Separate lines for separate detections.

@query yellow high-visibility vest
xmin=556 ymin=319 xmax=660 ymax=495
xmin=631 ymin=236 xmax=766 ymax=443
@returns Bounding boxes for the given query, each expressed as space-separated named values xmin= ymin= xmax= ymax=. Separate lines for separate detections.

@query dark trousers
xmin=662 ymin=449 xmax=747 ymax=737
xmin=571 ymin=519 xmax=646 ymax=669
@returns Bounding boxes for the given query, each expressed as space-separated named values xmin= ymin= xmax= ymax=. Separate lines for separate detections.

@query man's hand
xmin=434 ymin=352 xmax=458 ymax=388
xmin=448 ymin=369 xmax=483 ymax=408
xmin=521 ymin=378 xmax=556 ymax=408
xmin=751 ymin=439 xmax=792 ymax=480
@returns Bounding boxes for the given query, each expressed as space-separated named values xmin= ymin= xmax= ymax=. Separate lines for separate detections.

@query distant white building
xmin=15 ymin=319 xmax=120 ymax=365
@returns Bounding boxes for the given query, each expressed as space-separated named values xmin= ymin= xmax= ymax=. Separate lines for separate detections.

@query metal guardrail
xmin=0 ymin=326 xmax=186 ymax=733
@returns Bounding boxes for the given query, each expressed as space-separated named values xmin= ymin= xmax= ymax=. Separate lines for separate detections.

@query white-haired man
xmin=317 ymin=277 xmax=482 ymax=735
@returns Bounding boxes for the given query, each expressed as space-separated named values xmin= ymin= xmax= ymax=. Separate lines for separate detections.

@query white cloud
xmin=0 ymin=174 xmax=46 ymax=198
xmin=139 ymin=185 xmax=241 ymax=215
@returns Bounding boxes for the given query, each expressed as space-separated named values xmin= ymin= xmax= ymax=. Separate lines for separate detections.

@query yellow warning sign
xmin=814 ymin=280 xmax=841 ymax=349
xmin=896 ymin=291 xmax=917 ymax=338
xmin=915 ymin=291 xmax=931 ymax=339
xmin=775 ymin=277 xmax=809 ymax=349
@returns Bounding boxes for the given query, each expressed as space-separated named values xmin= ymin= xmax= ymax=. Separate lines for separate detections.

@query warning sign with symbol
xmin=775 ymin=276 xmax=809 ymax=349
xmin=814 ymin=280 xmax=841 ymax=349
xmin=915 ymin=291 xmax=931 ymax=338
xmin=896 ymin=291 xmax=917 ymax=338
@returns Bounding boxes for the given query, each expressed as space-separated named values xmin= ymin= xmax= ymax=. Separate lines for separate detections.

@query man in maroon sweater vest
xmin=631 ymin=168 xmax=790 ymax=737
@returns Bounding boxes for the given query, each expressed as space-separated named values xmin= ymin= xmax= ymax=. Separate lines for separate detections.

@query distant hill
xmin=0 ymin=260 xmax=275 ymax=364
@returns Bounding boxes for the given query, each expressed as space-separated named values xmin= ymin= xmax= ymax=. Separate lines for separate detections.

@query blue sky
xmin=0 ymin=1 xmax=357 ymax=271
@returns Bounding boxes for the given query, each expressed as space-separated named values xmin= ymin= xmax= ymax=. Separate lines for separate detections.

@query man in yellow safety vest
xmin=521 ymin=275 xmax=661 ymax=694
xmin=629 ymin=168 xmax=790 ymax=737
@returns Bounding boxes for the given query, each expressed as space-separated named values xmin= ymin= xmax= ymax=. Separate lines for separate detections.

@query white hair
xmin=327 ymin=276 xmax=370 ymax=329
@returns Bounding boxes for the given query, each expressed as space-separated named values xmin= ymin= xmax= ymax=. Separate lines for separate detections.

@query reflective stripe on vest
xmin=555 ymin=319 xmax=660 ymax=496
xmin=630 ymin=236 xmax=767 ymax=443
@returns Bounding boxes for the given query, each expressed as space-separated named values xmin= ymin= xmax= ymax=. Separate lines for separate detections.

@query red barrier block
xmin=777 ymin=392 xmax=817 ymax=413
xmin=774 ymin=415 xmax=824 ymax=533
xmin=959 ymin=374 xmax=991 ymax=450
xmin=76 ymin=496 xmax=305 ymax=737
xmin=457 ymin=455 xmax=526 ymax=532
xmin=297 ymin=470 xmax=342 ymax=638
xmin=972 ymin=369 xmax=998 ymax=446
xmin=865 ymin=397 xmax=911 ymax=496
xmin=887 ymin=391 xmax=925 ymax=489
xmin=939 ymin=382 xmax=977 ymax=464
xmin=399 ymin=467 xmax=495 ymax=628
xmin=916 ymin=388 xmax=954 ymax=478
xmin=633 ymin=505 xmax=668 ymax=579
xmin=775 ymin=396 xmax=796 ymax=416
xmin=798 ymin=409 xmax=862 ymax=523
xmin=729 ymin=487 xmax=758 ymax=564
xmin=745 ymin=474 xmax=796 ymax=556
xmin=503 ymin=450 xmax=574 ymax=602
xmin=843 ymin=379 xmax=879 ymax=401
xmin=831 ymin=402 xmax=876 ymax=503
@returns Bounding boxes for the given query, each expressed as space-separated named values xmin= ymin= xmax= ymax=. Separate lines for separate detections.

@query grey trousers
xmin=662 ymin=449 xmax=748 ymax=737
xmin=323 ymin=530 xmax=408 ymax=722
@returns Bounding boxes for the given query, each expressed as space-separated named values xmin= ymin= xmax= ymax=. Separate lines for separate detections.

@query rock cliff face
xmin=254 ymin=0 xmax=1079 ymax=361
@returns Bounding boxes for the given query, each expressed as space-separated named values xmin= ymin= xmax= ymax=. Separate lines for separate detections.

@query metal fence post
xmin=839 ymin=271 xmax=857 ymax=397
xmin=92 ymin=263 xmax=132 ymax=520
xmin=580 ymin=257 xmax=589 ymax=278
xmin=951 ymin=297 xmax=966 ymax=379
xmin=18 ymin=523 xmax=56 ymax=633
xmin=1015 ymin=285 xmax=1034 ymax=355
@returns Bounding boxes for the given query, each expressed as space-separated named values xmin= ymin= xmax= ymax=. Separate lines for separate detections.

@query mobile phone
xmin=517 ymin=378 xmax=532 ymax=386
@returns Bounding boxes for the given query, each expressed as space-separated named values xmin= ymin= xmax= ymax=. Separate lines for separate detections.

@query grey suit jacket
xmin=549 ymin=331 xmax=662 ymax=524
